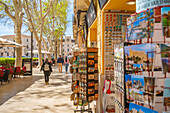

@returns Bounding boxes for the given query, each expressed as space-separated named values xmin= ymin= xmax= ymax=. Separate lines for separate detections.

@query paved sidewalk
xmin=0 ymin=66 xmax=75 ymax=113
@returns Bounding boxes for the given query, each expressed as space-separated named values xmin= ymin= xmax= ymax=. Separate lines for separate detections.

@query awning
xmin=0 ymin=38 xmax=25 ymax=47
xmin=27 ymin=50 xmax=51 ymax=54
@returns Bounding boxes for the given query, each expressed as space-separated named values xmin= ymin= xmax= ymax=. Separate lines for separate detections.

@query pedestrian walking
xmin=40 ymin=58 xmax=53 ymax=85
xmin=57 ymin=55 xmax=64 ymax=73
xmin=64 ymin=56 xmax=69 ymax=74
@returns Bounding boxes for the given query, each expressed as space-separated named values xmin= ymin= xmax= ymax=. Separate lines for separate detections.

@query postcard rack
xmin=78 ymin=47 xmax=98 ymax=102
xmin=71 ymin=48 xmax=99 ymax=112
xmin=122 ymin=6 xmax=170 ymax=113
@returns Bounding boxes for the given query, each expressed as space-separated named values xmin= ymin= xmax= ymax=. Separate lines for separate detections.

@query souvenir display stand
xmin=114 ymin=43 xmax=125 ymax=113
xmin=71 ymin=47 xmax=98 ymax=113
xmin=103 ymin=12 xmax=131 ymax=113
xmin=113 ymin=6 xmax=170 ymax=113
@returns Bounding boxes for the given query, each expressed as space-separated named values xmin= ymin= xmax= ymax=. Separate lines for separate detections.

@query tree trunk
xmin=38 ymin=41 xmax=43 ymax=67
xmin=15 ymin=28 xmax=22 ymax=67
xmin=57 ymin=38 xmax=60 ymax=57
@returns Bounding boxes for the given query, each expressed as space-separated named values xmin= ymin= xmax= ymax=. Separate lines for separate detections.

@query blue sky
xmin=0 ymin=0 xmax=73 ymax=39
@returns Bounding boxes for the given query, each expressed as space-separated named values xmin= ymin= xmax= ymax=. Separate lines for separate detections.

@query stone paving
xmin=0 ymin=66 xmax=75 ymax=113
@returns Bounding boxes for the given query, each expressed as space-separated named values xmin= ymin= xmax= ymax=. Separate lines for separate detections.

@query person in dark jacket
xmin=57 ymin=55 xmax=64 ymax=73
xmin=40 ymin=58 xmax=52 ymax=85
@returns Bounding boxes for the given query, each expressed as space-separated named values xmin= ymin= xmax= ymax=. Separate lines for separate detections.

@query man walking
xmin=40 ymin=58 xmax=52 ymax=85
xmin=57 ymin=55 xmax=64 ymax=73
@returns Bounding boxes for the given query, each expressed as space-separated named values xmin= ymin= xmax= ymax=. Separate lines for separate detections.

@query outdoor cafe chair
xmin=0 ymin=70 xmax=4 ymax=85
xmin=8 ymin=67 xmax=14 ymax=80
xmin=0 ymin=67 xmax=5 ymax=71
xmin=14 ymin=67 xmax=21 ymax=78
xmin=20 ymin=66 xmax=26 ymax=76
xmin=3 ymin=70 xmax=10 ymax=83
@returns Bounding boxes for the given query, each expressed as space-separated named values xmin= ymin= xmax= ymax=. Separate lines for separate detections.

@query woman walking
xmin=40 ymin=58 xmax=53 ymax=85
xmin=64 ymin=56 xmax=69 ymax=74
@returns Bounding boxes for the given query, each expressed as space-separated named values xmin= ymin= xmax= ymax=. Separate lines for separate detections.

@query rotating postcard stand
xmin=73 ymin=47 xmax=98 ymax=113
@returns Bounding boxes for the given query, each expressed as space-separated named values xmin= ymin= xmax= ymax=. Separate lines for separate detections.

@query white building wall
xmin=62 ymin=36 xmax=75 ymax=57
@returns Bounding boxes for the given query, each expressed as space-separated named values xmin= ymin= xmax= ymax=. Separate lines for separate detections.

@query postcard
xmin=125 ymin=74 xmax=132 ymax=100
xmin=160 ymin=44 xmax=170 ymax=73
xmin=129 ymin=103 xmax=158 ymax=113
xmin=144 ymin=77 xmax=155 ymax=94
xmin=163 ymin=78 xmax=170 ymax=106
xmin=132 ymin=75 xmax=145 ymax=92
xmin=161 ymin=7 xmax=170 ymax=37
xmin=125 ymin=44 xmax=156 ymax=74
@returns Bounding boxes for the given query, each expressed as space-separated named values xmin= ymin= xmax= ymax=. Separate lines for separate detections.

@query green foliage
xmin=0 ymin=57 xmax=41 ymax=67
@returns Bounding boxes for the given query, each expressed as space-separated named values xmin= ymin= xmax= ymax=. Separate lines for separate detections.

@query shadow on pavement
xmin=0 ymin=76 xmax=43 ymax=105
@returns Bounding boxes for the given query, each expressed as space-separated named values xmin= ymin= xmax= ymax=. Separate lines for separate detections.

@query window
xmin=27 ymin=39 xmax=29 ymax=42
xmin=7 ymin=52 xmax=9 ymax=56
xmin=1 ymin=53 xmax=3 ymax=56
xmin=68 ymin=49 xmax=69 ymax=52
xmin=27 ymin=45 xmax=29 ymax=49
xmin=26 ymin=53 xmax=28 ymax=56
xmin=66 ymin=38 xmax=70 ymax=42
xmin=68 ymin=44 xmax=69 ymax=47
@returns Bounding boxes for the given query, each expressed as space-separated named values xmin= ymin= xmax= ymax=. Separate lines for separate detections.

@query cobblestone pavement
xmin=0 ymin=66 xmax=75 ymax=113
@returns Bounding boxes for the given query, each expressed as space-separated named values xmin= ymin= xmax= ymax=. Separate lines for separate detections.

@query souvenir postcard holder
xmin=124 ymin=6 xmax=170 ymax=112
xmin=74 ymin=47 xmax=98 ymax=113
xmin=114 ymin=43 xmax=126 ymax=113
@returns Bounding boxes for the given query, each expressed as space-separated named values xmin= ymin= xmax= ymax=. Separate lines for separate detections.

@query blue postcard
xmin=129 ymin=103 xmax=158 ymax=113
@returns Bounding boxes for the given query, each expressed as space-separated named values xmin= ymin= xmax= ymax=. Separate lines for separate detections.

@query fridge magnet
xmin=94 ymin=53 xmax=98 ymax=60
xmin=94 ymin=63 xmax=98 ymax=70
xmin=88 ymin=67 xmax=94 ymax=73
xmin=88 ymin=53 xmax=95 ymax=58
xmin=88 ymin=82 xmax=94 ymax=87
xmin=95 ymin=94 xmax=98 ymax=100
xmin=88 ymin=89 xmax=94 ymax=94
xmin=95 ymin=83 xmax=98 ymax=90
xmin=94 ymin=73 xmax=98 ymax=80
xmin=88 ymin=60 xmax=94 ymax=65
xmin=88 ymin=96 xmax=94 ymax=101
xmin=88 ymin=74 xmax=94 ymax=80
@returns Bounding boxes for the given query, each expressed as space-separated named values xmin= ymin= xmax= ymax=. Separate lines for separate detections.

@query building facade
xmin=62 ymin=36 xmax=75 ymax=57
xmin=0 ymin=35 xmax=51 ymax=58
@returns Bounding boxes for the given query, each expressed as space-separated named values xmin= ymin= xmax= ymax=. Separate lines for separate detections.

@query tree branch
xmin=0 ymin=1 xmax=16 ymax=22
